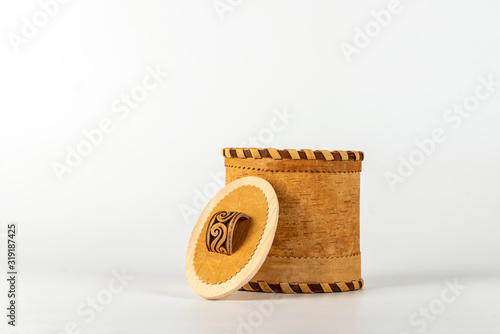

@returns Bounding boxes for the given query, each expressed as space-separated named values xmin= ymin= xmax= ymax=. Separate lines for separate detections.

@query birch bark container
xmin=223 ymin=147 xmax=364 ymax=293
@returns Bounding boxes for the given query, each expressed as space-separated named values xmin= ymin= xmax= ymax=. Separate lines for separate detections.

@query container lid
xmin=185 ymin=176 xmax=279 ymax=299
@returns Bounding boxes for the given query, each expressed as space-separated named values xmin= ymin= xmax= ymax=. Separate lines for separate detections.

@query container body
xmin=223 ymin=148 xmax=364 ymax=293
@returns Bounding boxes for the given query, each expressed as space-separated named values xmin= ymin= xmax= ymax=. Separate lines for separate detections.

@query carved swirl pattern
xmin=206 ymin=211 xmax=248 ymax=255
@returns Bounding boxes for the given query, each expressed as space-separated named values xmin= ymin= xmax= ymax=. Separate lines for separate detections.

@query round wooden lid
xmin=185 ymin=176 xmax=279 ymax=299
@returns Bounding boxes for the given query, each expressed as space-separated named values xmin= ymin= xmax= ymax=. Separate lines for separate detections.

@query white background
xmin=1 ymin=0 xmax=499 ymax=333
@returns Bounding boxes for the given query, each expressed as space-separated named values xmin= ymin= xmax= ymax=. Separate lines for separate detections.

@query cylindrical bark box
xmin=223 ymin=147 xmax=364 ymax=293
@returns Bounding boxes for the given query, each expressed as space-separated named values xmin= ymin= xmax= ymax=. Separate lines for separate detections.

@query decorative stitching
xmin=224 ymin=165 xmax=361 ymax=174
xmin=223 ymin=148 xmax=364 ymax=161
xmin=267 ymin=253 xmax=361 ymax=260
xmin=240 ymin=278 xmax=364 ymax=293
